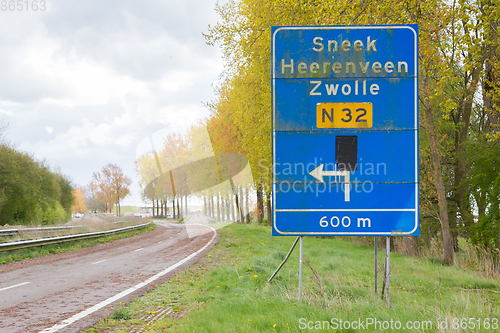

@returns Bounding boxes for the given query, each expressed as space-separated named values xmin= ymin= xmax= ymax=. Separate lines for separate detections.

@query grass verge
xmin=0 ymin=223 xmax=156 ymax=265
xmin=84 ymin=223 xmax=500 ymax=332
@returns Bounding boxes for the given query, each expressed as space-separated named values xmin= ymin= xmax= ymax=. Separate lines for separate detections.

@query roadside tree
xmin=71 ymin=188 xmax=86 ymax=214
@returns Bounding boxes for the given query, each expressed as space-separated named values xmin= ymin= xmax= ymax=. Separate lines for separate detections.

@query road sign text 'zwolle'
xmin=272 ymin=25 xmax=419 ymax=236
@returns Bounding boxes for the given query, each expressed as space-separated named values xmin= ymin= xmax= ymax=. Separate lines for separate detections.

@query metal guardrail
xmin=0 ymin=221 xmax=129 ymax=237
xmin=0 ymin=226 xmax=78 ymax=236
xmin=0 ymin=222 xmax=151 ymax=252
xmin=0 ymin=229 xmax=20 ymax=236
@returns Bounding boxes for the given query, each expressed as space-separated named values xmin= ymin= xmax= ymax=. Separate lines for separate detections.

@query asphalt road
xmin=0 ymin=219 xmax=218 ymax=333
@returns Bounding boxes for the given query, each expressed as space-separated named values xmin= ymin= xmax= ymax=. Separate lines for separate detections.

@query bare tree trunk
xmin=266 ymin=191 xmax=272 ymax=226
xmin=180 ymin=193 xmax=183 ymax=219
xmin=484 ymin=49 xmax=500 ymax=147
xmin=257 ymin=184 xmax=264 ymax=225
xmin=483 ymin=52 xmax=500 ymax=254
xmin=211 ymin=193 xmax=215 ymax=218
xmin=217 ymin=192 xmax=220 ymax=222
xmin=231 ymin=194 xmax=236 ymax=222
xmin=208 ymin=193 xmax=212 ymax=217
xmin=239 ymin=187 xmax=245 ymax=223
xmin=152 ymin=199 xmax=155 ymax=218
xmin=423 ymin=103 xmax=454 ymax=265
xmin=234 ymin=186 xmax=243 ymax=223
xmin=204 ymin=193 xmax=207 ymax=215
xmin=221 ymin=196 xmax=225 ymax=223
xmin=245 ymin=187 xmax=250 ymax=224
xmin=454 ymin=66 xmax=482 ymax=246
xmin=185 ymin=194 xmax=188 ymax=215
xmin=206 ymin=193 xmax=210 ymax=217
xmin=177 ymin=197 xmax=181 ymax=219
xmin=172 ymin=197 xmax=176 ymax=220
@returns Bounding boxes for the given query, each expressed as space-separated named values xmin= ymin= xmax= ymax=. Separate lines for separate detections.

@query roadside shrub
xmin=111 ymin=308 xmax=131 ymax=320
xmin=40 ymin=201 xmax=68 ymax=224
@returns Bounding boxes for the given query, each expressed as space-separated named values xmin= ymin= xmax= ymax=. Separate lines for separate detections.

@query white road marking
xmin=134 ymin=248 xmax=144 ymax=252
xmin=92 ymin=260 xmax=107 ymax=265
xmin=39 ymin=224 xmax=217 ymax=333
xmin=0 ymin=282 xmax=31 ymax=292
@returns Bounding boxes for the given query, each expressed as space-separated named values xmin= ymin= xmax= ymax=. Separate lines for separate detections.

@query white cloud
xmin=157 ymin=104 xmax=208 ymax=129
xmin=158 ymin=71 xmax=195 ymax=93
xmin=1 ymin=0 xmax=224 ymax=205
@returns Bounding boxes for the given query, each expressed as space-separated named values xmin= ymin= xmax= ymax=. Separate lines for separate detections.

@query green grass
xmin=84 ymin=224 xmax=500 ymax=332
xmin=0 ymin=223 xmax=156 ymax=264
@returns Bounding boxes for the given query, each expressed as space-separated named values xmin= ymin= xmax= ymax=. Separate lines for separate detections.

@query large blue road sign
xmin=272 ymin=25 xmax=419 ymax=236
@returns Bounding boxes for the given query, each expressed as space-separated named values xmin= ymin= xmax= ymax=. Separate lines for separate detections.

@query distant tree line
xmin=135 ymin=125 xmax=254 ymax=222
xmin=82 ymin=163 xmax=132 ymax=216
xmin=0 ymin=122 xmax=132 ymax=223
xmin=0 ymin=143 xmax=74 ymax=225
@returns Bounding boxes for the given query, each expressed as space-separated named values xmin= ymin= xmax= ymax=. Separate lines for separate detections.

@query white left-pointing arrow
xmin=309 ymin=164 xmax=351 ymax=201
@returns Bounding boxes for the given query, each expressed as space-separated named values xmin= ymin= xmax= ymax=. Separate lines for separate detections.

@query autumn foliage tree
xmin=90 ymin=171 xmax=112 ymax=213
xmin=83 ymin=183 xmax=106 ymax=213
xmin=135 ymin=123 xmax=252 ymax=223
xmin=136 ymin=132 xmax=189 ymax=219
xmin=89 ymin=164 xmax=131 ymax=216
xmin=71 ymin=188 xmax=86 ymax=214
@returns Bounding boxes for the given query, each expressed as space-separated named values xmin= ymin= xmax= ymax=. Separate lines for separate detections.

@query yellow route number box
xmin=316 ymin=102 xmax=373 ymax=128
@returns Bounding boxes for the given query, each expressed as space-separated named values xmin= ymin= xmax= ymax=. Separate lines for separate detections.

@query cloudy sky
xmin=0 ymin=0 xmax=225 ymax=206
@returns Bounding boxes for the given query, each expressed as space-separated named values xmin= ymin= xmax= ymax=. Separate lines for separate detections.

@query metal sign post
xmin=299 ymin=236 xmax=303 ymax=301
xmin=374 ymin=236 xmax=378 ymax=293
xmin=385 ymin=236 xmax=391 ymax=307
